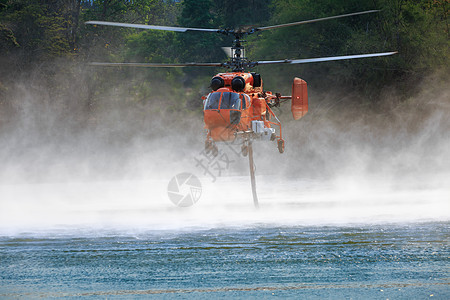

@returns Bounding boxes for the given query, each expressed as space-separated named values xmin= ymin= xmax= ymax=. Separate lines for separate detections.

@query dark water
xmin=1 ymin=223 xmax=449 ymax=299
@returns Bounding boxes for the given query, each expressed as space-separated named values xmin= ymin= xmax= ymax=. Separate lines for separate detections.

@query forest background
xmin=1 ymin=0 xmax=448 ymax=110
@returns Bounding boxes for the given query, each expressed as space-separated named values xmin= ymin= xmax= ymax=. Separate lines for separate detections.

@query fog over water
xmin=0 ymin=68 xmax=449 ymax=234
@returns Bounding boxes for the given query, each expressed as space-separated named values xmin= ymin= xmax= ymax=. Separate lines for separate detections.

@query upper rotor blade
xmin=89 ymin=62 xmax=225 ymax=67
xmin=85 ymin=21 xmax=220 ymax=33
xmin=255 ymin=10 xmax=379 ymax=32
xmin=255 ymin=52 xmax=398 ymax=66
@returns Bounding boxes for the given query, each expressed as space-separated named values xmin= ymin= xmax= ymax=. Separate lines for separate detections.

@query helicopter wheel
xmin=270 ymin=133 xmax=277 ymax=141
xmin=277 ymin=139 xmax=285 ymax=154
xmin=241 ymin=144 xmax=248 ymax=157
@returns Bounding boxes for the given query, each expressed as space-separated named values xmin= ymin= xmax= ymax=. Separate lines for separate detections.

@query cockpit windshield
xmin=204 ymin=92 xmax=242 ymax=110
xmin=240 ymin=94 xmax=250 ymax=109
xmin=220 ymin=92 xmax=241 ymax=109
xmin=204 ymin=92 xmax=220 ymax=110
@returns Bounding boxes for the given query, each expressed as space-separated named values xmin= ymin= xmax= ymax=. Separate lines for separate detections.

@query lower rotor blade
xmin=255 ymin=52 xmax=397 ymax=66
xmin=89 ymin=62 xmax=224 ymax=68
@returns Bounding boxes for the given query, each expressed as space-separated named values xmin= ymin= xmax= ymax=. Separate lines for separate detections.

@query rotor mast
xmin=219 ymin=30 xmax=252 ymax=72
xmin=231 ymin=35 xmax=245 ymax=72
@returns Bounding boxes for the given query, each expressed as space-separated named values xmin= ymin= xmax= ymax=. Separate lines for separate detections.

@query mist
xmin=0 ymin=63 xmax=449 ymax=234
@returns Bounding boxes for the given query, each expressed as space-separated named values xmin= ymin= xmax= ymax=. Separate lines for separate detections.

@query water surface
xmin=1 ymin=223 xmax=448 ymax=299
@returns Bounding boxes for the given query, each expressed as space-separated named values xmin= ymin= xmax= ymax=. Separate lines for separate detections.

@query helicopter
xmin=86 ymin=10 xmax=396 ymax=156
xmin=86 ymin=10 xmax=396 ymax=207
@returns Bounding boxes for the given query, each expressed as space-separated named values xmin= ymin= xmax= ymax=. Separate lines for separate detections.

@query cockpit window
xmin=220 ymin=92 xmax=241 ymax=109
xmin=204 ymin=92 xmax=221 ymax=110
xmin=240 ymin=94 xmax=250 ymax=109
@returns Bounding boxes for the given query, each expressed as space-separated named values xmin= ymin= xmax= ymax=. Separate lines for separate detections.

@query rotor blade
xmin=254 ymin=52 xmax=398 ymax=66
xmin=85 ymin=21 xmax=220 ymax=33
xmin=89 ymin=62 xmax=225 ymax=68
xmin=255 ymin=10 xmax=379 ymax=32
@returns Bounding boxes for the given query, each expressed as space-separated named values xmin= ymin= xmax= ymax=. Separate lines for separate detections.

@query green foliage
xmin=0 ymin=23 xmax=19 ymax=51
xmin=126 ymin=30 xmax=178 ymax=63
xmin=340 ymin=0 xmax=450 ymax=98
xmin=211 ymin=0 xmax=271 ymax=28
xmin=250 ymin=0 xmax=449 ymax=100
xmin=177 ymin=0 xmax=224 ymax=63
xmin=0 ymin=1 xmax=72 ymax=60
xmin=179 ymin=0 xmax=215 ymax=27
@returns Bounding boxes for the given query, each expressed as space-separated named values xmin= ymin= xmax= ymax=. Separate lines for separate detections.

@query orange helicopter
xmin=202 ymin=71 xmax=306 ymax=156
xmin=87 ymin=10 xmax=396 ymax=207
xmin=87 ymin=9 xmax=396 ymax=156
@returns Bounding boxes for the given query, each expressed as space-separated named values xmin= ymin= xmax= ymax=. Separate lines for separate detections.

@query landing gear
xmin=211 ymin=144 xmax=219 ymax=157
xmin=241 ymin=144 xmax=248 ymax=157
xmin=205 ymin=140 xmax=213 ymax=154
xmin=277 ymin=139 xmax=285 ymax=154
xmin=205 ymin=139 xmax=219 ymax=157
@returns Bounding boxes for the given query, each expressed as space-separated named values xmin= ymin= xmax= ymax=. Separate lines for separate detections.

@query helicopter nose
xmin=230 ymin=110 xmax=241 ymax=124
xmin=210 ymin=127 xmax=236 ymax=141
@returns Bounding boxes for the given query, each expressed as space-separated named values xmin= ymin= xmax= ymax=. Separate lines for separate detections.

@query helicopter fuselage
xmin=203 ymin=72 xmax=276 ymax=141
xmin=202 ymin=72 xmax=309 ymax=154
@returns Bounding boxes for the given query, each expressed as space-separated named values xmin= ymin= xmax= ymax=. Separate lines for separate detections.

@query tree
xmin=212 ymin=0 xmax=271 ymax=29
xmin=176 ymin=0 xmax=224 ymax=63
